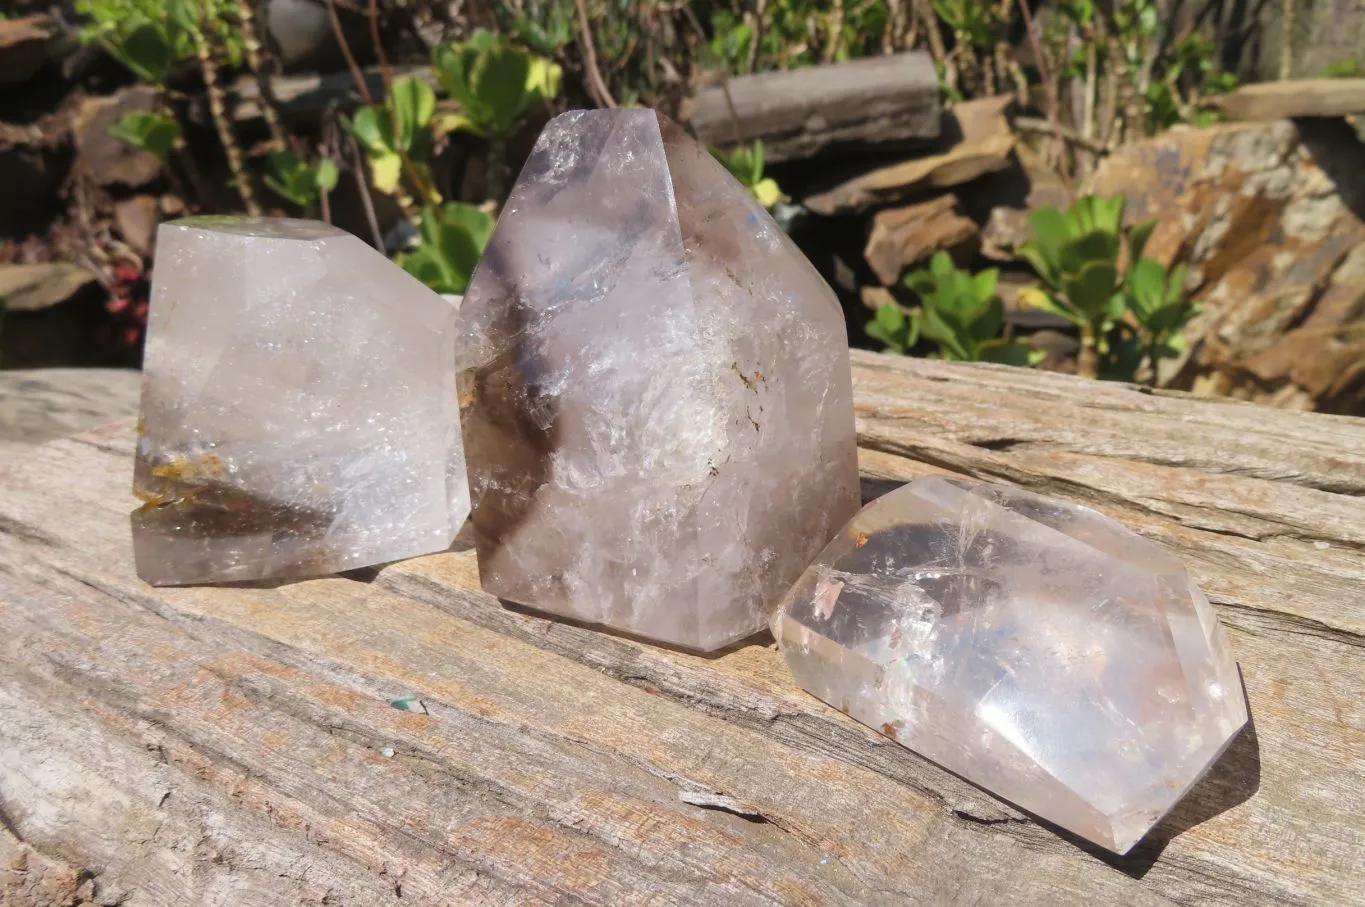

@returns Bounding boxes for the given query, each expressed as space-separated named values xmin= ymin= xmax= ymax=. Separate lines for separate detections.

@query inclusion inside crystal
xmin=773 ymin=475 xmax=1248 ymax=853
xmin=132 ymin=216 xmax=469 ymax=585
xmin=456 ymin=109 xmax=861 ymax=651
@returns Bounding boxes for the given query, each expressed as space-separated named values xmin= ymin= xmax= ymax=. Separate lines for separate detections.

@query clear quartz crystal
xmin=132 ymin=216 xmax=468 ymax=585
xmin=457 ymin=109 xmax=861 ymax=651
xmin=773 ymin=475 xmax=1248 ymax=853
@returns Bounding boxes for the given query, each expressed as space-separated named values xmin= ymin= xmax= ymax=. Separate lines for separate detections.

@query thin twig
xmin=1018 ymin=0 xmax=1071 ymax=186
xmin=1015 ymin=116 xmax=1110 ymax=154
xmin=236 ymin=0 xmax=287 ymax=151
xmin=368 ymin=0 xmax=393 ymax=97
xmin=196 ymin=13 xmax=260 ymax=215
xmin=575 ymin=0 xmax=617 ymax=108
xmin=748 ymin=0 xmax=767 ymax=73
xmin=348 ymin=131 xmax=384 ymax=249
xmin=824 ymin=0 xmax=845 ymax=63
xmin=328 ymin=0 xmax=373 ymax=105
xmin=1279 ymin=0 xmax=1294 ymax=79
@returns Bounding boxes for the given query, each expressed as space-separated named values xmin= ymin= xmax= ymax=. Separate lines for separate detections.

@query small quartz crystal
xmin=132 ymin=216 xmax=468 ymax=585
xmin=772 ymin=475 xmax=1248 ymax=853
xmin=457 ymin=109 xmax=860 ymax=651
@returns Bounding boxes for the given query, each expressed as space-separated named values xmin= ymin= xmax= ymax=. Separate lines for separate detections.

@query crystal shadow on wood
xmin=132 ymin=216 xmax=469 ymax=585
xmin=772 ymin=475 xmax=1249 ymax=854
xmin=456 ymin=108 xmax=861 ymax=652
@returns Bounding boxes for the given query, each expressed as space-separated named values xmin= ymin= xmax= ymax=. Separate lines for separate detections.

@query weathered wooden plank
xmin=690 ymin=53 xmax=940 ymax=163
xmin=1208 ymin=79 xmax=1365 ymax=121
xmin=1 ymin=354 xmax=1363 ymax=905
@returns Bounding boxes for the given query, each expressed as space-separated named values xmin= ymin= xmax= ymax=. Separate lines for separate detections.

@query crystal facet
xmin=132 ymin=216 xmax=468 ymax=585
xmin=772 ymin=475 xmax=1248 ymax=853
xmin=457 ymin=109 xmax=860 ymax=651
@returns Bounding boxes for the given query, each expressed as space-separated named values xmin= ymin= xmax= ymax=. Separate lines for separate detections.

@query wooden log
xmin=1 ymin=354 xmax=1363 ymax=904
xmin=1208 ymin=79 xmax=1365 ymax=121
xmin=689 ymin=53 xmax=940 ymax=163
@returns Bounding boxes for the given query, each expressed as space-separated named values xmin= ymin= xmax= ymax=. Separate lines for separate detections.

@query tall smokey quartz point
xmin=773 ymin=475 xmax=1248 ymax=853
xmin=457 ymin=109 xmax=860 ymax=651
xmin=132 ymin=217 xmax=468 ymax=585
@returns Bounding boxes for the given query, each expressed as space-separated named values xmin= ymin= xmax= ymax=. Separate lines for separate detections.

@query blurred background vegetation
xmin=1 ymin=0 xmax=1362 ymax=411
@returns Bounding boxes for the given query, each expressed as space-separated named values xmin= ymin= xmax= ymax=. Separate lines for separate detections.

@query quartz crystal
xmin=772 ymin=475 xmax=1248 ymax=853
xmin=457 ymin=109 xmax=860 ymax=651
xmin=132 ymin=217 xmax=468 ymax=585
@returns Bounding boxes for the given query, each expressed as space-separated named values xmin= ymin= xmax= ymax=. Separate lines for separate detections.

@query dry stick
xmin=824 ymin=0 xmax=845 ymax=63
xmin=367 ymin=0 xmax=393 ymax=97
xmin=327 ymin=0 xmax=374 ymax=105
xmin=884 ymin=0 xmax=901 ymax=53
xmin=348 ymin=131 xmax=385 ymax=249
xmin=575 ymin=0 xmax=617 ymax=108
xmin=1014 ymin=115 xmax=1109 ymax=154
xmin=196 ymin=16 xmax=261 ymax=216
xmin=916 ymin=0 xmax=951 ymax=91
xmin=748 ymin=0 xmax=768 ymax=73
xmin=1279 ymin=0 xmax=1294 ymax=79
xmin=1017 ymin=0 xmax=1071 ymax=186
xmin=236 ymin=0 xmax=287 ymax=151
xmin=1099 ymin=29 xmax=1121 ymax=150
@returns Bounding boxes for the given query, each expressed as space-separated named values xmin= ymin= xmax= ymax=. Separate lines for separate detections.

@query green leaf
xmin=1128 ymin=218 xmax=1158 ymax=264
xmin=1063 ymin=260 xmax=1120 ymax=319
xmin=1060 ymin=230 xmax=1121 ymax=274
xmin=389 ymin=76 xmax=436 ymax=152
xmin=1165 ymin=263 xmax=1189 ymax=305
xmin=1127 ymin=257 xmax=1167 ymax=316
xmin=979 ymin=338 xmax=1044 ymax=367
xmin=316 ymin=159 xmax=339 ymax=193
xmin=968 ymin=296 xmax=1005 ymax=343
xmin=350 ymin=106 xmax=391 ymax=153
xmin=108 ymin=111 xmax=179 ymax=163
xmin=369 ymin=151 xmax=403 ymax=194
xmin=874 ymin=303 xmax=907 ymax=335
xmin=1027 ymin=207 xmax=1071 ymax=277
xmin=929 ymin=250 xmax=955 ymax=278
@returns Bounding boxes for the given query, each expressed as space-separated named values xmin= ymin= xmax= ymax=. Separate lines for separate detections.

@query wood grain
xmin=1 ymin=353 xmax=1362 ymax=905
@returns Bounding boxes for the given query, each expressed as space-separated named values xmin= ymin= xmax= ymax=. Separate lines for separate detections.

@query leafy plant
xmin=433 ymin=30 xmax=562 ymax=141
xmin=1018 ymin=195 xmax=1196 ymax=381
xmin=400 ymin=203 xmax=496 ymax=295
xmin=76 ymin=0 xmax=242 ymax=83
xmin=263 ymin=151 xmax=339 ymax=211
xmin=866 ymin=301 xmax=920 ymax=354
xmin=108 ymin=111 xmax=180 ymax=164
xmin=870 ymin=252 xmax=1040 ymax=365
xmin=349 ymin=76 xmax=438 ymax=202
xmin=1018 ymin=196 xmax=1134 ymax=377
xmin=710 ymin=141 xmax=785 ymax=209
xmin=1125 ymin=258 xmax=1199 ymax=383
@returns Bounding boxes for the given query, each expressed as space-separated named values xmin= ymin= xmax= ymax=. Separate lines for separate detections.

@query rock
xmin=1087 ymin=118 xmax=1365 ymax=414
xmin=264 ymin=0 xmax=374 ymax=73
xmin=1208 ymin=79 xmax=1365 ymax=121
xmin=859 ymin=285 xmax=898 ymax=313
xmin=864 ymin=195 xmax=980 ymax=285
xmin=803 ymin=96 xmax=1016 ymax=216
xmin=772 ymin=474 xmax=1247 ymax=854
xmin=73 ymin=86 xmax=164 ymax=188
xmin=459 ymin=109 xmax=861 ymax=652
xmin=0 ymin=263 xmax=97 ymax=312
xmin=115 ymin=196 xmax=160 ymax=257
xmin=981 ymin=206 xmax=1032 ymax=260
xmin=0 ymin=14 xmax=56 ymax=86
xmin=132 ymin=216 xmax=469 ymax=585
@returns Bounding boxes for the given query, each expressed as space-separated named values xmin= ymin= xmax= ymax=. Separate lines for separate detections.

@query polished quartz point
xmin=132 ymin=216 xmax=468 ymax=585
xmin=772 ymin=475 xmax=1248 ymax=852
xmin=457 ymin=109 xmax=860 ymax=651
